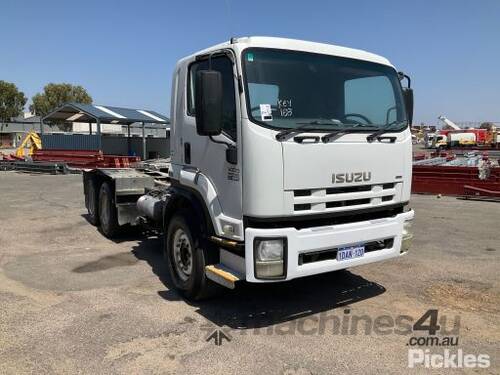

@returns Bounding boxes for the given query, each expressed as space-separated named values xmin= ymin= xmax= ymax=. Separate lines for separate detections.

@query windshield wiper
xmin=322 ymin=127 xmax=378 ymax=143
xmin=366 ymin=121 xmax=408 ymax=142
xmin=296 ymin=119 xmax=343 ymax=127
xmin=275 ymin=122 xmax=341 ymax=141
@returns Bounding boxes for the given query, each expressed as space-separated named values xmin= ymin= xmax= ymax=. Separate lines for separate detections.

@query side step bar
xmin=205 ymin=264 xmax=242 ymax=289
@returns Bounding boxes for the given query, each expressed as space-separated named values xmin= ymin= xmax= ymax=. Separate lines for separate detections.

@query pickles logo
xmin=332 ymin=172 xmax=371 ymax=184
xmin=408 ymin=349 xmax=490 ymax=369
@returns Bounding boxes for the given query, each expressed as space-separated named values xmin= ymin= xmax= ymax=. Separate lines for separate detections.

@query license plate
xmin=337 ymin=245 xmax=365 ymax=261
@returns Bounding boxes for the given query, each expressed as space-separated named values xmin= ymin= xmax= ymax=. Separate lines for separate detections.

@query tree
xmin=30 ymin=83 xmax=92 ymax=117
xmin=0 ymin=80 xmax=27 ymax=124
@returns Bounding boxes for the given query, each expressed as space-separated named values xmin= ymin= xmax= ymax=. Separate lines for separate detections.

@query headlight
xmin=254 ymin=238 xmax=286 ymax=279
xmin=255 ymin=239 xmax=284 ymax=261
xmin=401 ymin=220 xmax=414 ymax=254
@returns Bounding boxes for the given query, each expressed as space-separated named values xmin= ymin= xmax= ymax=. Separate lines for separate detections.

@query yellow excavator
xmin=15 ymin=131 xmax=42 ymax=158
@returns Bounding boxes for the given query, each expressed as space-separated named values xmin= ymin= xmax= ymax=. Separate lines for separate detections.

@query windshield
xmin=242 ymin=48 xmax=407 ymax=131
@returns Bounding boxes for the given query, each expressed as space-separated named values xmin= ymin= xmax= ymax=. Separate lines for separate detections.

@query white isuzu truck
xmin=83 ymin=37 xmax=415 ymax=300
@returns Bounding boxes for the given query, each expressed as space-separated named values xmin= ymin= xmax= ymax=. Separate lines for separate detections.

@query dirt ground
xmin=0 ymin=171 xmax=498 ymax=374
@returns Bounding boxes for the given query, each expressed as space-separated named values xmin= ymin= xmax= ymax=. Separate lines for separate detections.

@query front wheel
xmin=165 ymin=210 xmax=220 ymax=300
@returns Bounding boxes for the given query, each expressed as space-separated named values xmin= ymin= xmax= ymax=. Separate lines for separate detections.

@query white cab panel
xmin=282 ymin=131 xmax=411 ymax=190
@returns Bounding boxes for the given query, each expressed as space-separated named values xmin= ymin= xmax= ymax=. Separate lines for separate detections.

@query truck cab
xmin=431 ymin=134 xmax=448 ymax=150
xmin=84 ymin=37 xmax=415 ymax=299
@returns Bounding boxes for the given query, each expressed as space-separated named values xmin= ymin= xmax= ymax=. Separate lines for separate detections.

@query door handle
xmin=184 ymin=142 xmax=191 ymax=164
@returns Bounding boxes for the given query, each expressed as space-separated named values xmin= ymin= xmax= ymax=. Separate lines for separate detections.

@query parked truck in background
xmin=83 ymin=37 xmax=415 ymax=300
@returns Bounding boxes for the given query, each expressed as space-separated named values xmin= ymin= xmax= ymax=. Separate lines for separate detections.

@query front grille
xmin=294 ymin=204 xmax=311 ymax=211
xmin=298 ymin=238 xmax=394 ymax=265
xmin=292 ymin=182 xmax=399 ymax=213
xmin=326 ymin=185 xmax=372 ymax=194
xmin=243 ymin=203 xmax=407 ymax=230
xmin=294 ymin=189 xmax=312 ymax=197
xmin=326 ymin=198 xmax=370 ymax=208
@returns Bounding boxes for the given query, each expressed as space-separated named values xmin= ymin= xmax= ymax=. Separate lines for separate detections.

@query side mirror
xmin=398 ymin=72 xmax=414 ymax=126
xmin=226 ymin=145 xmax=237 ymax=165
xmin=403 ymin=87 xmax=414 ymax=125
xmin=195 ymin=70 xmax=223 ymax=136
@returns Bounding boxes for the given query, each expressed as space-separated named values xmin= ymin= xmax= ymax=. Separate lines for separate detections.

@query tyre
xmin=98 ymin=182 xmax=119 ymax=238
xmin=85 ymin=179 xmax=99 ymax=226
xmin=165 ymin=209 xmax=220 ymax=300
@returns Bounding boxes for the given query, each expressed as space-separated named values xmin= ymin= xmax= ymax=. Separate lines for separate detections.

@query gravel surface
xmin=0 ymin=171 xmax=498 ymax=374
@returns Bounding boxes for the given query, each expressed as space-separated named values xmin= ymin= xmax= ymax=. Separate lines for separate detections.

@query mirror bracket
xmin=398 ymin=71 xmax=411 ymax=88
xmin=209 ymin=135 xmax=238 ymax=164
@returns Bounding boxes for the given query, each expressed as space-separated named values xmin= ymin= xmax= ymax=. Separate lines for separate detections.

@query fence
xmin=40 ymin=134 xmax=170 ymax=158
xmin=41 ymin=134 xmax=100 ymax=150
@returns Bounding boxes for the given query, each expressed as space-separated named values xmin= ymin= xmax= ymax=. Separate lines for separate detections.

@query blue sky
xmin=2 ymin=0 xmax=499 ymax=125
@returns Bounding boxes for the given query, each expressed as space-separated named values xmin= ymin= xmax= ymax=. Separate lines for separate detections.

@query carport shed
xmin=41 ymin=103 xmax=170 ymax=159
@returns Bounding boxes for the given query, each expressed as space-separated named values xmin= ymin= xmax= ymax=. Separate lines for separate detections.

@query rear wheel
xmin=99 ymin=182 xmax=119 ymax=238
xmin=165 ymin=209 xmax=220 ymax=300
xmin=85 ymin=179 xmax=99 ymax=225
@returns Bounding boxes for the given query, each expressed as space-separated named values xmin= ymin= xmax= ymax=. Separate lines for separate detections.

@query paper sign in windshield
xmin=260 ymin=104 xmax=273 ymax=121
xmin=278 ymin=99 xmax=293 ymax=117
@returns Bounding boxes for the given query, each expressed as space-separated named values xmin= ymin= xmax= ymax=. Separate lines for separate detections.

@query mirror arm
xmin=209 ymin=135 xmax=237 ymax=165
xmin=398 ymin=71 xmax=411 ymax=88
xmin=196 ymin=48 xmax=237 ymax=65
xmin=209 ymin=135 xmax=233 ymax=148
xmin=404 ymin=74 xmax=411 ymax=88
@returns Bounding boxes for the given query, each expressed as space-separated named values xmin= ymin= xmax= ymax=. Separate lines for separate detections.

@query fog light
xmin=401 ymin=220 xmax=413 ymax=254
xmin=254 ymin=238 xmax=286 ymax=279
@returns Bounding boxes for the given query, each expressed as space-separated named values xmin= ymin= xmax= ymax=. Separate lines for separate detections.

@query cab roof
xmin=181 ymin=36 xmax=394 ymax=68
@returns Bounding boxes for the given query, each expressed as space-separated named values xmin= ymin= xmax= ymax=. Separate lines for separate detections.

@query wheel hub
xmin=172 ymin=229 xmax=193 ymax=281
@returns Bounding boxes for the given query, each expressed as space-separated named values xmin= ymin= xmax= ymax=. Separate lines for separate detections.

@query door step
xmin=205 ymin=264 xmax=242 ymax=289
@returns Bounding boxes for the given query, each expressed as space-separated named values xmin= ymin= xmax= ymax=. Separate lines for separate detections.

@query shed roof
xmin=42 ymin=103 xmax=169 ymax=125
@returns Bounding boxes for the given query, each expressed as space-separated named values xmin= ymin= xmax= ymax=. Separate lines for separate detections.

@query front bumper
xmin=244 ymin=210 xmax=414 ymax=282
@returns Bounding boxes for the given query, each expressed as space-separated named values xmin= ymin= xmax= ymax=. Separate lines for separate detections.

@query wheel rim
xmin=100 ymin=190 xmax=109 ymax=228
xmin=172 ymin=228 xmax=193 ymax=281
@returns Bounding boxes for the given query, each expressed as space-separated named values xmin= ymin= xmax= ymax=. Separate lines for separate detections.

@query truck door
xmin=181 ymin=54 xmax=242 ymax=230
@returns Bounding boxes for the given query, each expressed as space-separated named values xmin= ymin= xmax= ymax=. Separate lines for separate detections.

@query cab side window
xmin=188 ymin=56 xmax=237 ymax=139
